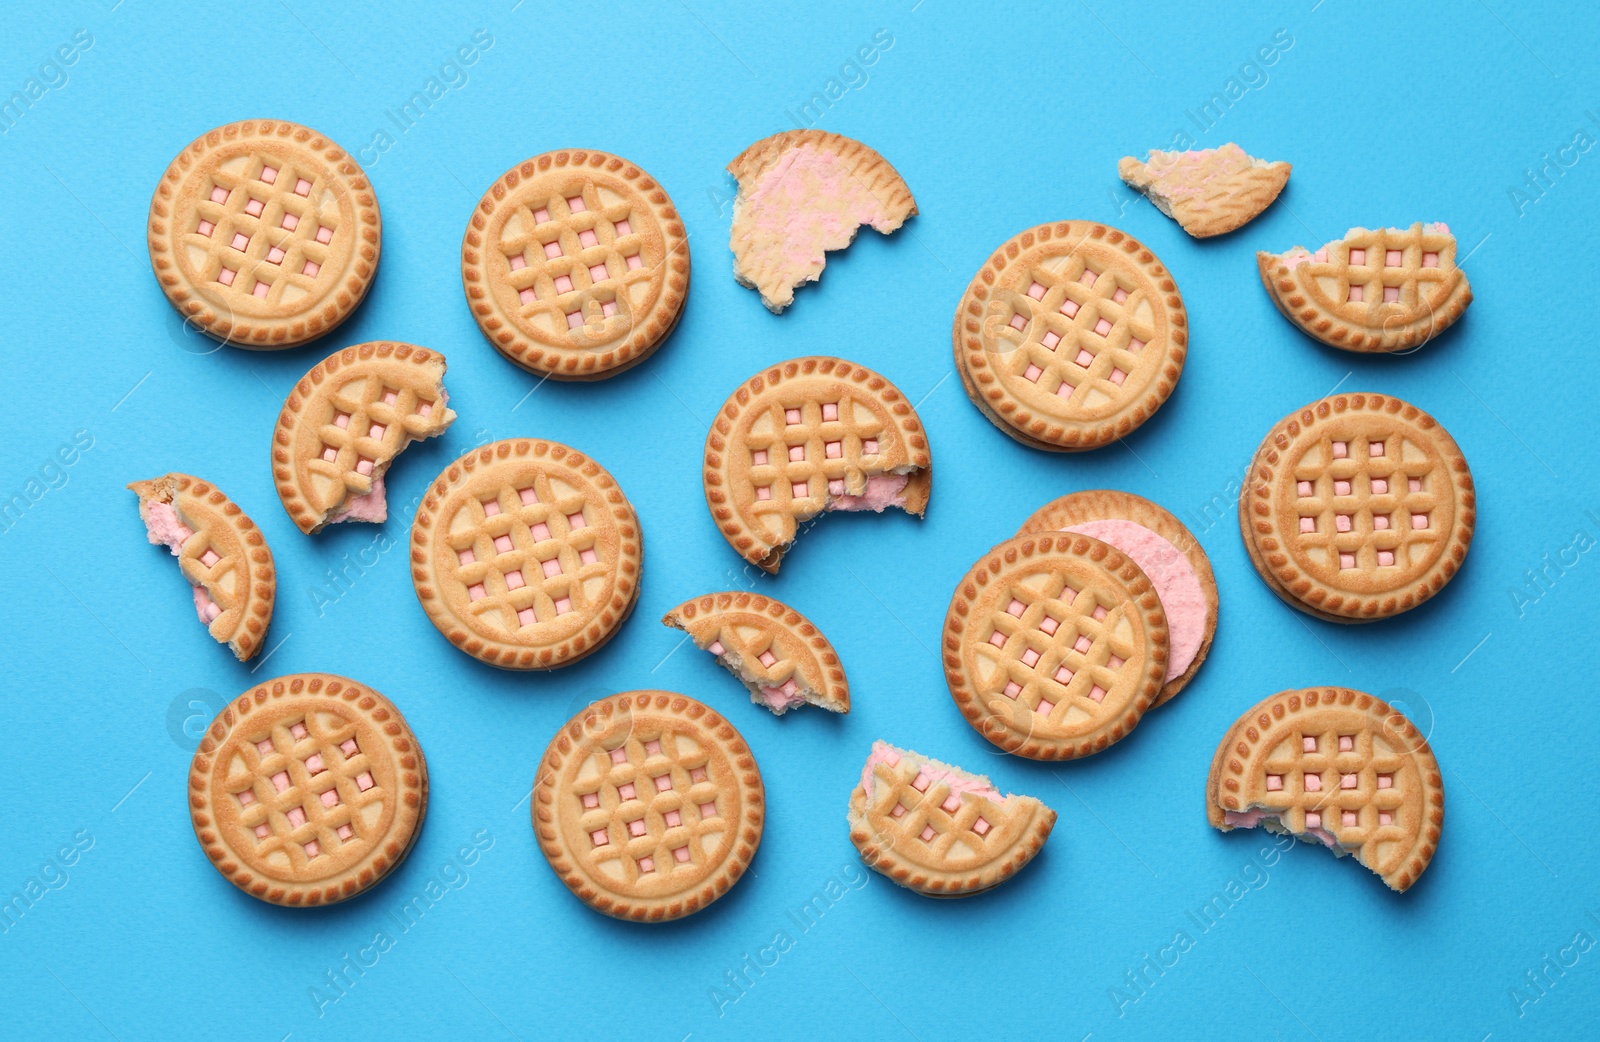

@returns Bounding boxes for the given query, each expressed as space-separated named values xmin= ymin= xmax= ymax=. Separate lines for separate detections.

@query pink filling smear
xmin=1064 ymin=519 xmax=1205 ymax=682
xmin=1223 ymin=808 xmax=1340 ymax=850
xmin=829 ymin=472 xmax=909 ymax=513
xmin=859 ymin=740 xmax=1002 ymax=807
xmin=757 ymin=683 xmax=807 ymax=712
xmin=143 ymin=500 xmax=221 ymax=628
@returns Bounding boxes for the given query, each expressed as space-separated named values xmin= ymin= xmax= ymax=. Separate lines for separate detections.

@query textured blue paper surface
xmin=2 ymin=2 xmax=1598 ymax=1039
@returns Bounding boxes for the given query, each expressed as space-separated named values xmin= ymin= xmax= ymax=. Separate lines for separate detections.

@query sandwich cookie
xmin=663 ymin=591 xmax=848 ymax=715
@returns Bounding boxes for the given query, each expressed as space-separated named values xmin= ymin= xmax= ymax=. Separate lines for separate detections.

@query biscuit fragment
xmin=129 ymin=473 xmax=275 ymax=661
xmin=1257 ymin=222 xmax=1471 ymax=353
xmin=272 ymin=342 xmax=456 ymax=534
xmin=663 ymin=592 xmax=848 ymax=715
xmin=1205 ymin=687 xmax=1443 ymax=892
xmin=849 ymin=741 xmax=1055 ymax=897
xmin=1118 ymin=143 xmax=1289 ymax=238
xmin=727 ymin=130 xmax=916 ymax=313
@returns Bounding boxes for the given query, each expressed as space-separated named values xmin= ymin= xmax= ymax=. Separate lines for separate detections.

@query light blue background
xmin=2 ymin=2 xmax=1596 ymax=1039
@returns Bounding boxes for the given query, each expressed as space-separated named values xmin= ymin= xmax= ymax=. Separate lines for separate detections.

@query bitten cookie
xmin=410 ymin=439 xmax=642 ymax=669
xmin=189 ymin=673 xmax=428 ymax=906
xmin=461 ymin=149 xmax=689 ymax=380
xmin=129 ymin=473 xmax=275 ymax=661
xmin=953 ymin=222 xmax=1187 ymax=451
xmin=147 ymin=119 xmax=380 ymax=349
xmin=849 ymin=741 xmax=1055 ymax=898
xmin=1018 ymin=490 xmax=1217 ymax=706
xmin=532 ymin=690 xmax=764 ymax=921
xmin=704 ymin=356 xmax=931 ymax=573
xmin=272 ymin=341 xmax=456 ymax=534
xmin=663 ymin=591 xmax=848 ymax=715
xmin=944 ymin=532 xmax=1168 ymax=760
xmin=1118 ymin=143 xmax=1290 ymax=238
xmin=1206 ymin=687 xmax=1442 ymax=892
xmin=727 ymin=130 xmax=916 ymax=313
xmin=1257 ymin=222 xmax=1472 ymax=353
xmin=1238 ymin=394 xmax=1474 ymax=623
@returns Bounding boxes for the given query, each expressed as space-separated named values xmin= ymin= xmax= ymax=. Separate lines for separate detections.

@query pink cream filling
xmin=859 ymin=740 xmax=1002 ymax=806
xmin=1223 ymin=808 xmax=1339 ymax=850
xmin=757 ymin=685 xmax=808 ymax=712
xmin=1063 ymin=519 xmax=1204 ymax=682
xmin=739 ymin=145 xmax=895 ymax=278
xmin=1280 ymin=222 xmax=1453 ymax=270
xmin=143 ymin=501 xmax=218 ymax=627
xmin=829 ymin=472 xmax=909 ymax=513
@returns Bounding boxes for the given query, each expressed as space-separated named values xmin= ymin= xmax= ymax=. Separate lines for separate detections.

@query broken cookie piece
xmin=128 ymin=473 xmax=276 ymax=661
xmin=1257 ymin=222 xmax=1472 ymax=353
xmin=663 ymin=591 xmax=848 ymax=716
xmin=1118 ymin=143 xmax=1289 ymax=238
xmin=272 ymin=341 xmax=457 ymax=534
xmin=727 ymin=130 xmax=916 ymax=313
xmin=849 ymin=741 xmax=1056 ymax=897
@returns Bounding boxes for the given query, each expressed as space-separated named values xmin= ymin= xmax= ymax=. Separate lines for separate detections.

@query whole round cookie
xmin=147 ymin=119 xmax=380 ymax=350
xmin=532 ymin=690 xmax=764 ymax=921
xmin=1205 ymin=686 xmax=1443 ymax=892
xmin=410 ymin=439 xmax=642 ymax=669
xmin=461 ymin=149 xmax=689 ymax=380
xmin=943 ymin=532 xmax=1168 ymax=760
xmin=1238 ymin=393 xmax=1475 ymax=622
xmin=1018 ymin=490 xmax=1217 ymax=706
xmin=953 ymin=221 xmax=1187 ymax=451
xmin=704 ymin=356 xmax=932 ymax=573
xmin=272 ymin=341 xmax=456 ymax=534
xmin=188 ymin=673 xmax=427 ymax=906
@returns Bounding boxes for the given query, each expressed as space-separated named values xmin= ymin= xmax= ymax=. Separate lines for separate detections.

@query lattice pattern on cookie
xmin=745 ymin=393 xmax=893 ymax=522
xmin=445 ymin=474 xmax=609 ymax=634
xmin=184 ymin=153 xmax=345 ymax=306
xmin=496 ymin=181 xmax=652 ymax=338
xmin=571 ymin=731 xmax=729 ymax=881
xmin=309 ymin=373 xmax=443 ymax=503
xmin=223 ymin=712 xmax=382 ymax=866
xmin=1281 ymin=224 xmax=1457 ymax=315
xmin=862 ymin=753 xmax=1012 ymax=860
xmin=998 ymin=257 xmax=1156 ymax=410
xmin=983 ymin=575 xmax=1135 ymax=727
xmin=1289 ymin=431 xmax=1442 ymax=579
xmin=1249 ymin=727 xmax=1409 ymax=862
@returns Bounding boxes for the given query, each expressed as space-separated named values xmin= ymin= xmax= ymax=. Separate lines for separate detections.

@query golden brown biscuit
xmin=272 ymin=341 xmax=456 ymax=534
xmin=1018 ymin=490 xmax=1216 ymax=706
xmin=943 ymin=532 xmax=1167 ymax=760
xmin=147 ymin=119 xmax=379 ymax=349
xmin=1206 ymin=686 xmax=1442 ymax=892
xmin=727 ymin=130 xmax=916 ymax=313
xmin=461 ymin=149 xmax=689 ymax=379
xmin=1239 ymin=394 xmax=1474 ymax=622
xmin=129 ymin=473 xmax=275 ymax=661
xmin=410 ymin=439 xmax=641 ymax=669
xmin=849 ymin=741 xmax=1055 ymax=898
xmin=189 ymin=673 xmax=428 ymax=906
xmin=704 ymin=356 xmax=931 ymax=573
xmin=663 ymin=591 xmax=848 ymax=715
xmin=1257 ymin=222 xmax=1471 ymax=353
xmin=532 ymin=690 xmax=764 ymax=921
xmin=953 ymin=222 xmax=1187 ymax=451
xmin=1118 ymin=143 xmax=1290 ymax=238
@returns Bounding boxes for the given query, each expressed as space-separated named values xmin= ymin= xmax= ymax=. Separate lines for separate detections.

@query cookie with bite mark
xmin=663 ymin=591 xmax=848 ymax=715
xmin=704 ymin=356 xmax=931 ymax=573
xmin=727 ymin=130 xmax=916 ymax=313
xmin=849 ymin=741 xmax=1055 ymax=897
xmin=129 ymin=473 xmax=275 ymax=661
xmin=1206 ymin=686 xmax=1442 ymax=892
xmin=1118 ymin=143 xmax=1290 ymax=238
xmin=272 ymin=341 xmax=456 ymax=534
